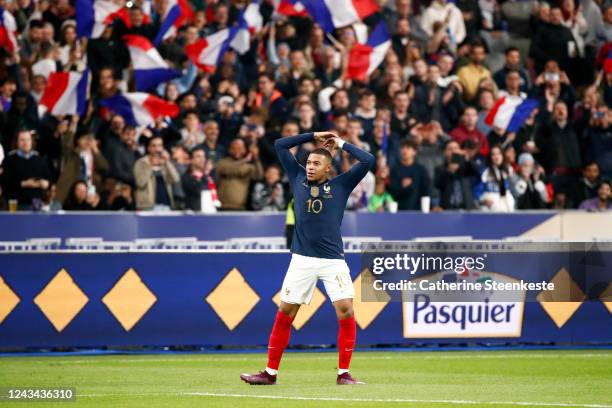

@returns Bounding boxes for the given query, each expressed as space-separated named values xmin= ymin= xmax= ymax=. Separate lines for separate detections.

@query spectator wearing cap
xmin=434 ymin=139 xmax=478 ymax=210
xmin=450 ymin=106 xmax=489 ymax=157
xmin=56 ymin=119 xmax=109 ymax=204
xmin=389 ymin=140 xmax=431 ymax=210
xmin=216 ymin=138 xmax=263 ymax=210
xmin=133 ymin=135 xmax=180 ymax=211
xmin=182 ymin=148 xmax=220 ymax=212
xmin=0 ymin=129 xmax=51 ymax=210
xmin=250 ymin=164 xmax=286 ymax=211
xmin=457 ymin=42 xmax=491 ymax=102
xmin=568 ymin=162 xmax=601 ymax=208
xmin=514 ymin=153 xmax=549 ymax=209
xmin=493 ymin=47 xmax=531 ymax=94
xmin=529 ymin=6 xmax=575 ymax=75
xmin=579 ymin=180 xmax=612 ymax=210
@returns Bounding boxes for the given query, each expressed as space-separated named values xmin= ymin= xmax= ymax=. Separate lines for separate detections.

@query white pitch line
xmin=12 ymin=353 xmax=612 ymax=365
xmin=76 ymin=391 xmax=612 ymax=408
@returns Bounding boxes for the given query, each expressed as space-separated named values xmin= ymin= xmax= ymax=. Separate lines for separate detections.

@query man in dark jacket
xmin=528 ymin=7 xmax=575 ymax=74
xmin=1 ymin=129 xmax=51 ymax=210
xmin=389 ymin=140 xmax=431 ymax=210
xmin=103 ymin=126 xmax=141 ymax=186
xmin=434 ymin=140 xmax=478 ymax=210
xmin=181 ymin=147 xmax=218 ymax=212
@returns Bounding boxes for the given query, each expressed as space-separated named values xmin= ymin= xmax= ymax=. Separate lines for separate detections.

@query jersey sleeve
xmin=274 ymin=133 xmax=314 ymax=180
xmin=336 ymin=142 xmax=376 ymax=191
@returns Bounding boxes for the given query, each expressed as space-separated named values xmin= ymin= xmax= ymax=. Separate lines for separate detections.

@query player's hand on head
xmin=314 ymin=131 xmax=338 ymax=143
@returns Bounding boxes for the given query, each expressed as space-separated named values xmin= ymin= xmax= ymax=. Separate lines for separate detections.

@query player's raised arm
xmin=274 ymin=132 xmax=336 ymax=180
xmin=326 ymin=137 xmax=376 ymax=189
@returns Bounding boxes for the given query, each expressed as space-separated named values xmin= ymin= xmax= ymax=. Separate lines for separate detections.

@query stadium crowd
xmin=0 ymin=0 xmax=611 ymax=212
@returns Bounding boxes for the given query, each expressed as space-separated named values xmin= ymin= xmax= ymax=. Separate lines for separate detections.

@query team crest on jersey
xmin=323 ymin=183 xmax=333 ymax=198
xmin=310 ymin=186 xmax=319 ymax=197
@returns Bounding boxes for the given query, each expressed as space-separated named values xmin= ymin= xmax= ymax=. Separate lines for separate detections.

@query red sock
xmin=338 ymin=315 xmax=356 ymax=370
xmin=266 ymin=310 xmax=294 ymax=370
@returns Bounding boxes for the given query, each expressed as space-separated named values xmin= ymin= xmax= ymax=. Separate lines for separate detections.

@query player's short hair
xmin=310 ymin=148 xmax=333 ymax=163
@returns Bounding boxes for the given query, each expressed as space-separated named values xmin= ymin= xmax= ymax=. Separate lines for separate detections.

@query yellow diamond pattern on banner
xmin=353 ymin=268 xmax=390 ymax=330
xmin=206 ymin=268 xmax=260 ymax=331
xmin=272 ymin=288 xmax=326 ymax=330
xmin=102 ymin=268 xmax=157 ymax=331
xmin=536 ymin=268 xmax=585 ymax=328
xmin=599 ymin=283 xmax=612 ymax=315
xmin=0 ymin=276 xmax=20 ymax=325
xmin=34 ymin=269 xmax=89 ymax=332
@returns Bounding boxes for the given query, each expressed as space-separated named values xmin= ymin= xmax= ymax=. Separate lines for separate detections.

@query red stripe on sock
xmin=338 ymin=315 xmax=356 ymax=370
xmin=266 ymin=310 xmax=294 ymax=370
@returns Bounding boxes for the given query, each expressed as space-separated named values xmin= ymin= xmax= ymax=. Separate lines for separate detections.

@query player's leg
xmin=240 ymin=255 xmax=316 ymax=385
xmin=320 ymin=261 xmax=364 ymax=385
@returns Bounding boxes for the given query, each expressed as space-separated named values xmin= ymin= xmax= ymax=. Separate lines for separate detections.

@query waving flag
xmin=301 ymin=0 xmax=379 ymax=32
xmin=346 ymin=22 xmax=390 ymax=81
xmin=77 ymin=0 xmax=131 ymax=39
xmin=185 ymin=14 xmax=250 ymax=73
xmin=99 ymin=93 xmax=179 ymax=126
xmin=275 ymin=0 xmax=308 ymax=17
xmin=485 ymin=97 xmax=539 ymax=133
xmin=153 ymin=0 xmax=194 ymax=46
xmin=40 ymin=71 xmax=89 ymax=116
xmin=124 ymin=35 xmax=181 ymax=91
xmin=244 ymin=0 xmax=263 ymax=34
xmin=0 ymin=7 xmax=17 ymax=52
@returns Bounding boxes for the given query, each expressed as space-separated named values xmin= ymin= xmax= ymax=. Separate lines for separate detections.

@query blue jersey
xmin=275 ymin=133 xmax=376 ymax=259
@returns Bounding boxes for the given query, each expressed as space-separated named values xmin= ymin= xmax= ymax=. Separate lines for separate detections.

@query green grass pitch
xmin=0 ymin=350 xmax=610 ymax=407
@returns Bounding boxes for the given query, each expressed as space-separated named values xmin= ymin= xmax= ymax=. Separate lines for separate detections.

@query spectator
xmin=56 ymin=119 xmax=109 ymax=204
xmin=390 ymin=90 xmax=414 ymax=136
xmin=450 ymin=106 xmax=489 ymax=157
xmin=103 ymin=126 xmax=140 ymax=186
xmin=457 ymin=41 xmax=491 ymax=102
xmin=514 ymin=153 xmax=549 ymax=209
xmin=368 ymin=177 xmax=397 ymax=212
xmin=250 ymin=164 xmax=286 ymax=211
xmin=251 ymin=73 xmax=289 ymax=128
xmin=133 ymin=136 xmax=180 ymax=211
xmin=538 ymin=101 xmax=582 ymax=189
xmin=475 ymin=145 xmax=517 ymax=211
xmin=41 ymin=184 xmax=62 ymax=212
xmin=494 ymin=47 xmax=531 ymax=94
xmin=180 ymin=110 xmax=205 ymax=150
xmin=63 ymin=180 xmax=101 ymax=211
xmin=198 ymin=120 xmax=226 ymax=163
xmin=579 ymin=180 xmax=611 ymax=210
xmin=421 ymin=0 xmax=466 ymax=46
xmin=584 ymin=105 xmax=612 ymax=178
xmin=434 ymin=139 xmax=478 ymax=210
xmin=216 ymin=138 xmax=263 ymax=210
xmin=389 ymin=140 xmax=431 ymax=210
xmin=568 ymin=161 xmax=601 ymax=208
xmin=529 ymin=6 xmax=576 ymax=74
xmin=0 ymin=129 xmax=51 ymax=210
xmin=181 ymin=148 xmax=219 ymax=212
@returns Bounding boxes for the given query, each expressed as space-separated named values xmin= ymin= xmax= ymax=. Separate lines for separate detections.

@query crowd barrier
xmin=0 ymin=250 xmax=610 ymax=349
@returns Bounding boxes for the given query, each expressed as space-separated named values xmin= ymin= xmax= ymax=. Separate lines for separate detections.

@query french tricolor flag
xmin=244 ymin=0 xmax=263 ymax=34
xmin=485 ymin=96 xmax=539 ymax=133
xmin=98 ymin=93 xmax=179 ymax=127
xmin=185 ymin=14 xmax=250 ymax=73
xmin=124 ymin=35 xmax=181 ymax=91
xmin=40 ymin=71 xmax=89 ymax=116
xmin=0 ymin=7 xmax=17 ymax=53
xmin=346 ymin=22 xmax=390 ymax=81
xmin=76 ymin=0 xmax=131 ymax=39
xmin=153 ymin=0 xmax=194 ymax=46
xmin=275 ymin=0 xmax=308 ymax=17
xmin=301 ymin=0 xmax=379 ymax=32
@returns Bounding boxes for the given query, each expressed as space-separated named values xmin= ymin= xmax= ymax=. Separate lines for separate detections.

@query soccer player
xmin=240 ymin=131 xmax=375 ymax=385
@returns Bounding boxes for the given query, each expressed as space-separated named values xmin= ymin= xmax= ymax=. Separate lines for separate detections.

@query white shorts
xmin=280 ymin=253 xmax=355 ymax=305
